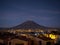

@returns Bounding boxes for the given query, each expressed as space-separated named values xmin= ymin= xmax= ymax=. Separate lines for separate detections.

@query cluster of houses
xmin=0 ymin=29 xmax=60 ymax=45
xmin=0 ymin=32 xmax=55 ymax=45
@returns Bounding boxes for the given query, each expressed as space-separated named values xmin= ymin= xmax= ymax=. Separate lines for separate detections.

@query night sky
xmin=0 ymin=0 xmax=60 ymax=28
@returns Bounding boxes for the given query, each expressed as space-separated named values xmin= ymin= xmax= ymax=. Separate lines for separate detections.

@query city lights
xmin=49 ymin=34 xmax=56 ymax=39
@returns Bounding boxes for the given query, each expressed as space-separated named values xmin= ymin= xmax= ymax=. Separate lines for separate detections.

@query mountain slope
xmin=12 ymin=20 xmax=46 ymax=29
xmin=0 ymin=20 xmax=60 ymax=30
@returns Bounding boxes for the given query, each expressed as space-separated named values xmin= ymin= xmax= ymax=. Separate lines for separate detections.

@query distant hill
xmin=12 ymin=20 xmax=46 ymax=30
xmin=0 ymin=20 xmax=60 ymax=30
xmin=0 ymin=28 xmax=9 ymax=30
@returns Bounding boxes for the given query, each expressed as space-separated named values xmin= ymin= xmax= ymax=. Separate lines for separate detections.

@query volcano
xmin=12 ymin=20 xmax=46 ymax=29
xmin=0 ymin=20 xmax=59 ymax=30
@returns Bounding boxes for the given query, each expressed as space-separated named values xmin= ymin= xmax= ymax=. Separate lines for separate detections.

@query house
xmin=0 ymin=39 xmax=3 ymax=43
xmin=10 ymin=38 xmax=28 ymax=45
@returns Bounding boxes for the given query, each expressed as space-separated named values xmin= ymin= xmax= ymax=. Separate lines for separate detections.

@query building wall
xmin=0 ymin=39 xmax=3 ymax=43
xmin=11 ymin=39 xmax=28 ymax=45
